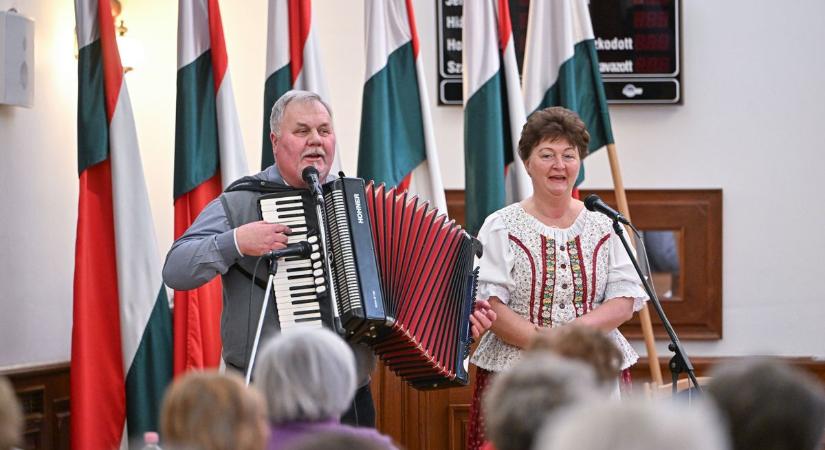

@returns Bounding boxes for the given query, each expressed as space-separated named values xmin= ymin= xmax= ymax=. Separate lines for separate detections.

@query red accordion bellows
xmin=365 ymin=183 xmax=479 ymax=389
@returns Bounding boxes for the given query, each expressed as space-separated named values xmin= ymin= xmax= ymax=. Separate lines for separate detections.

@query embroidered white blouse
xmin=470 ymin=203 xmax=648 ymax=373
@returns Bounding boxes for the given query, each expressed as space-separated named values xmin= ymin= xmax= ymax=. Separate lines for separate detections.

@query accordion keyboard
xmin=260 ymin=194 xmax=327 ymax=332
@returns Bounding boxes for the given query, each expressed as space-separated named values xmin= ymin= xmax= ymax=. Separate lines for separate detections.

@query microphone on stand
xmin=302 ymin=166 xmax=323 ymax=199
xmin=267 ymin=241 xmax=312 ymax=260
xmin=584 ymin=194 xmax=631 ymax=225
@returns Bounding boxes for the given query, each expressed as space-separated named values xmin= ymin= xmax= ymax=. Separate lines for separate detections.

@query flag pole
xmin=606 ymin=142 xmax=663 ymax=386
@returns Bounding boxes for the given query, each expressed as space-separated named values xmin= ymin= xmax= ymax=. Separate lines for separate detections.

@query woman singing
xmin=466 ymin=107 xmax=648 ymax=450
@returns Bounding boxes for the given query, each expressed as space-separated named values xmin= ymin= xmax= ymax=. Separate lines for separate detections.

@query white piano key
xmin=273 ymin=270 xmax=313 ymax=281
xmin=273 ymin=286 xmax=316 ymax=296
xmin=276 ymin=218 xmax=306 ymax=226
xmin=277 ymin=260 xmax=311 ymax=269
xmin=280 ymin=321 xmax=323 ymax=331
xmin=275 ymin=294 xmax=319 ymax=304
xmin=287 ymin=235 xmax=308 ymax=244
xmin=276 ymin=303 xmax=320 ymax=313
xmin=278 ymin=311 xmax=322 ymax=320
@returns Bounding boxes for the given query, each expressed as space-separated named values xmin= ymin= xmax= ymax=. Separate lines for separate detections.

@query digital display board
xmin=436 ymin=0 xmax=681 ymax=105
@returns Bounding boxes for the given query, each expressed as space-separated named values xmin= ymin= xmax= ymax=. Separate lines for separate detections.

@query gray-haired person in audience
xmin=483 ymin=354 xmax=599 ymax=450
xmin=534 ymin=398 xmax=729 ymax=450
xmin=253 ymin=328 xmax=397 ymax=450
xmin=0 ymin=377 xmax=23 ymax=450
xmin=706 ymin=359 xmax=825 ymax=450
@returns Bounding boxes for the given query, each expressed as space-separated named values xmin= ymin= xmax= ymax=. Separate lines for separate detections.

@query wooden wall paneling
xmin=630 ymin=357 xmax=825 ymax=386
xmin=371 ymin=348 xmax=478 ymax=449
xmin=1 ymin=362 xmax=70 ymax=450
xmin=579 ymin=189 xmax=723 ymax=340
xmin=53 ymin=397 xmax=70 ymax=450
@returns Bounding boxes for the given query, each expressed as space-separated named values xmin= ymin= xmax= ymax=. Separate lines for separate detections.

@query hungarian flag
xmin=261 ymin=0 xmax=340 ymax=172
xmin=522 ymin=0 xmax=614 ymax=188
xmin=358 ymin=0 xmax=447 ymax=212
xmin=72 ymin=0 xmax=172 ymax=448
xmin=463 ymin=0 xmax=531 ymax=235
xmin=174 ymin=0 xmax=248 ymax=374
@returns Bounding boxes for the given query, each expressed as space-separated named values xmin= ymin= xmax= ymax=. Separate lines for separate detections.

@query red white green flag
xmin=358 ymin=0 xmax=447 ymax=212
xmin=463 ymin=0 xmax=531 ymax=235
xmin=260 ymin=0 xmax=340 ymax=172
xmin=174 ymin=0 xmax=248 ymax=374
xmin=522 ymin=0 xmax=614 ymax=188
xmin=72 ymin=0 xmax=172 ymax=448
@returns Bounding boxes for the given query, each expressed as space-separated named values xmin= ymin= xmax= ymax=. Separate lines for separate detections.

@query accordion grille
xmin=324 ymin=189 xmax=361 ymax=316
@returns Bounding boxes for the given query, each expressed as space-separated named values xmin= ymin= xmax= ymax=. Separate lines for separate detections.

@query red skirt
xmin=466 ymin=367 xmax=493 ymax=450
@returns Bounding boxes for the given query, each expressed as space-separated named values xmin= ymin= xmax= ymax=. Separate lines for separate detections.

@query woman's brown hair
xmin=518 ymin=107 xmax=590 ymax=161
xmin=161 ymin=372 xmax=267 ymax=450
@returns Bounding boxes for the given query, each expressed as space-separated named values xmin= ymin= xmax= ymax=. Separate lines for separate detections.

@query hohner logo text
xmin=353 ymin=193 xmax=364 ymax=224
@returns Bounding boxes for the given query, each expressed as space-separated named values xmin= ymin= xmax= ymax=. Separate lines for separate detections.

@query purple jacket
xmin=267 ymin=419 xmax=397 ymax=450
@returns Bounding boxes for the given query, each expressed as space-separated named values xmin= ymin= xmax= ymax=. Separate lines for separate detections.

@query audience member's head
xmin=283 ymin=431 xmax=391 ymax=450
xmin=706 ymin=358 xmax=825 ymax=450
xmin=534 ymin=397 xmax=728 ymax=450
xmin=160 ymin=371 xmax=268 ymax=450
xmin=483 ymin=354 xmax=598 ymax=450
xmin=253 ymin=327 xmax=356 ymax=423
xmin=0 ymin=377 xmax=22 ymax=450
xmin=529 ymin=324 xmax=623 ymax=385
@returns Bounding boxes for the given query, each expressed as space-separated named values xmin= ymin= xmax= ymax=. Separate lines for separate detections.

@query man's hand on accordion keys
xmin=235 ymin=220 xmax=292 ymax=257
xmin=470 ymin=299 xmax=497 ymax=339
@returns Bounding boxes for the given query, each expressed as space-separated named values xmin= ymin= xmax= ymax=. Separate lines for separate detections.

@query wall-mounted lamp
xmin=75 ymin=0 xmax=142 ymax=73
xmin=111 ymin=0 xmax=142 ymax=73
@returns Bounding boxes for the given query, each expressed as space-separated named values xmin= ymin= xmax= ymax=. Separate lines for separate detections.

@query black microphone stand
xmin=611 ymin=220 xmax=702 ymax=395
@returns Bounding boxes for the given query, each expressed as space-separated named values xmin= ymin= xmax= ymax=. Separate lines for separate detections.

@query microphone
xmin=583 ymin=194 xmax=630 ymax=225
xmin=267 ymin=241 xmax=312 ymax=259
xmin=302 ymin=166 xmax=322 ymax=197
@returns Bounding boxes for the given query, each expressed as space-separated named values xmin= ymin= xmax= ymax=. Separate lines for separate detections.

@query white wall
xmin=1 ymin=0 xmax=823 ymax=369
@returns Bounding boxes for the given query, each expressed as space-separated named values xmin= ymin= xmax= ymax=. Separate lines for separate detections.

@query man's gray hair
xmin=483 ymin=354 xmax=599 ymax=450
xmin=534 ymin=398 xmax=729 ymax=450
xmin=253 ymin=328 xmax=356 ymax=423
xmin=269 ymin=89 xmax=333 ymax=136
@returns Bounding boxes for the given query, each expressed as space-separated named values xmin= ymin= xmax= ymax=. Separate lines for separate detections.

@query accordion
xmin=258 ymin=177 xmax=481 ymax=389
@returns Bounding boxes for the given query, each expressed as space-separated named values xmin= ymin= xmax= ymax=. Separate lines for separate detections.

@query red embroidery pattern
xmin=538 ymin=236 xmax=557 ymax=326
xmin=591 ymin=234 xmax=612 ymax=309
xmin=509 ymin=234 xmax=537 ymax=324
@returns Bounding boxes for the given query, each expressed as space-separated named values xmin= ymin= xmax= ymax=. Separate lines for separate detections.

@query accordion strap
xmin=221 ymin=175 xmax=293 ymax=290
xmin=235 ymin=264 xmax=268 ymax=291
xmin=224 ymin=176 xmax=294 ymax=194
